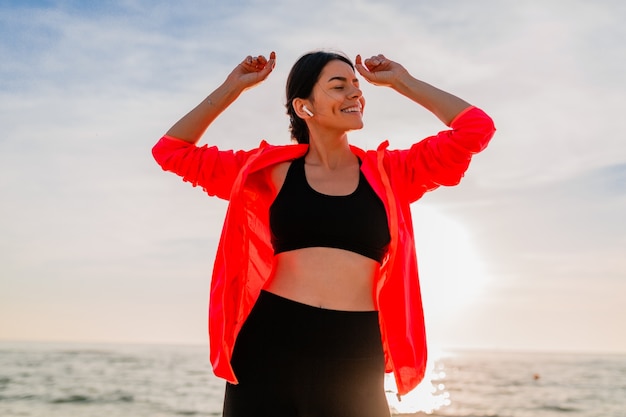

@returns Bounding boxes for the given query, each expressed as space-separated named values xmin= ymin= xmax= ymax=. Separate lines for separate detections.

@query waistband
xmin=241 ymin=290 xmax=383 ymax=359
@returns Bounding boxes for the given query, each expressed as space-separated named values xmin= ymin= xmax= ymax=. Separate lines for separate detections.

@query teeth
xmin=342 ymin=107 xmax=361 ymax=113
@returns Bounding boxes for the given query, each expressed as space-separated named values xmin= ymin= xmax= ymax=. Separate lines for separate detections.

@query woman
xmin=152 ymin=50 xmax=495 ymax=417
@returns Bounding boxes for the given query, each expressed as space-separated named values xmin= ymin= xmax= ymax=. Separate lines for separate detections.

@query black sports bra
xmin=269 ymin=157 xmax=390 ymax=263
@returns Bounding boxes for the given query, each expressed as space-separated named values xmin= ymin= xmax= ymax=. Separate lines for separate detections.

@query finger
xmin=252 ymin=53 xmax=275 ymax=70
xmin=364 ymin=54 xmax=389 ymax=70
xmin=254 ymin=57 xmax=267 ymax=70
xmin=355 ymin=54 xmax=370 ymax=77
xmin=256 ymin=52 xmax=274 ymax=68
xmin=362 ymin=57 xmax=378 ymax=71
xmin=355 ymin=59 xmax=379 ymax=84
xmin=241 ymin=55 xmax=255 ymax=69
xmin=258 ymin=51 xmax=277 ymax=77
xmin=242 ymin=55 xmax=266 ymax=72
xmin=268 ymin=51 xmax=276 ymax=70
xmin=370 ymin=56 xmax=385 ymax=65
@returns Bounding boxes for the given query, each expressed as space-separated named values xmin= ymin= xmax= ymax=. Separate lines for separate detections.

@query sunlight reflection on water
xmin=385 ymin=347 xmax=452 ymax=415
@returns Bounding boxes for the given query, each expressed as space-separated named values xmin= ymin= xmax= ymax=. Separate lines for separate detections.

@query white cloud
xmin=1 ymin=0 xmax=625 ymax=351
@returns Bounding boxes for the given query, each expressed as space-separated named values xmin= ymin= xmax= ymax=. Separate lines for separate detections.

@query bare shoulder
xmin=268 ymin=161 xmax=291 ymax=197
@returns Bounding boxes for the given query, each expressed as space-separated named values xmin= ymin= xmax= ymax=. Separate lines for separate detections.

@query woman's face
xmin=308 ymin=60 xmax=365 ymax=133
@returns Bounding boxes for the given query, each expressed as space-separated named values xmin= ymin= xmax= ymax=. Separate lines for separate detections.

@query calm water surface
xmin=1 ymin=342 xmax=624 ymax=417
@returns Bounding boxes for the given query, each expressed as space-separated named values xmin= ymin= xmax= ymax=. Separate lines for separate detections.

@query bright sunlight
xmin=384 ymin=205 xmax=490 ymax=414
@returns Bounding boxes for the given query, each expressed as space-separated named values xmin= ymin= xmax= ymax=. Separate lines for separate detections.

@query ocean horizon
xmin=1 ymin=340 xmax=624 ymax=417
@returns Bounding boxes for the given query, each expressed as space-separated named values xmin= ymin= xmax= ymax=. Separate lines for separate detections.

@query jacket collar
xmin=246 ymin=139 xmax=390 ymax=174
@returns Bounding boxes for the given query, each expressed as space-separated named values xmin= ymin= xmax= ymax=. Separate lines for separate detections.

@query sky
xmin=1 ymin=0 xmax=625 ymax=355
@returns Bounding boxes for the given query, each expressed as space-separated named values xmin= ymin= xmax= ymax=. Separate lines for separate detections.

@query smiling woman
xmin=152 ymin=49 xmax=495 ymax=417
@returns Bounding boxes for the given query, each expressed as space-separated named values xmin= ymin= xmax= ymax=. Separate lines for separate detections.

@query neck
xmin=306 ymin=130 xmax=354 ymax=169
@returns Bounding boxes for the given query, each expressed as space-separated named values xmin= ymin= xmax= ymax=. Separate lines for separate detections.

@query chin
xmin=345 ymin=119 xmax=365 ymax=132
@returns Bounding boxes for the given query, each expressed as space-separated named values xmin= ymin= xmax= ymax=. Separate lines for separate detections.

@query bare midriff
xmin=264 ymin=247 xmax=379 ymax=311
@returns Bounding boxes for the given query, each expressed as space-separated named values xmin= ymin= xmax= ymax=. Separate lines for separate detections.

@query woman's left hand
xmin=355 ymin=54 xmax=409 ymax=88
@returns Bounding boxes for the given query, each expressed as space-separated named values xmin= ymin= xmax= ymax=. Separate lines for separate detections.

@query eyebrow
xmin=327 ymin=76 xmax=359 ymax=83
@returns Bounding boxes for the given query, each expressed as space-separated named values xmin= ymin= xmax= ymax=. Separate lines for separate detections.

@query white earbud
xmin=302 ymin=105 xmax=314 ymax=117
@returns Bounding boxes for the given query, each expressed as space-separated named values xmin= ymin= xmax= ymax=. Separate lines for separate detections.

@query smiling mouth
xmin=341 ymin=106 xmax=362 ymax=114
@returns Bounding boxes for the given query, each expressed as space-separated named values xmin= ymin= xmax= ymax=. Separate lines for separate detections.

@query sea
xmin=0 ymin=341 xmax=624 ymax=417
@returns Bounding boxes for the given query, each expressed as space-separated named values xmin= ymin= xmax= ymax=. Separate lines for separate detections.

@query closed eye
xmin=328 ymin=76 xmax=360 ymax=86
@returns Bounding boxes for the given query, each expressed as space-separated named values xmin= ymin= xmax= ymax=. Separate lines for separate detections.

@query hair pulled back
xmin=286 ymin=51 xmax=354 ymax=144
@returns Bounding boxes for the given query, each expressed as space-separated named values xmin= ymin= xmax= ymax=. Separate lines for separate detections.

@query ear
xmin=292 ymin=98 xmax=313 ymax=118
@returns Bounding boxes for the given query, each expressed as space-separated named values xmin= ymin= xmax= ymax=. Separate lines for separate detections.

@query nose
xmin=349 ymin=84 xmax=362 ymax=99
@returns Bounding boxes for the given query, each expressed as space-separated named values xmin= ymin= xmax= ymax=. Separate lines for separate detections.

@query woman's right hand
xmin=226 ymin=52 xmax=277 ymax=91
xmin=165 ymin=52 xmax=276 ymax=143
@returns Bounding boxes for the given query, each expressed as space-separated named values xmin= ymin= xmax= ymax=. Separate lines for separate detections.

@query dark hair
xmin=286 ymin=51 xmax=354 ymax=144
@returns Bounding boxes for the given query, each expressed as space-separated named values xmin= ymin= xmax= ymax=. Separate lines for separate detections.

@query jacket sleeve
xmin=152 ymin=135 xmax=258 ymax=200
xmin=386 ymin=106 xmax=496 ymax=202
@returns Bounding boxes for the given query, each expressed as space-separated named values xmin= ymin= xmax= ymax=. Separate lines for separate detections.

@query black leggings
xmin=222 ymin=290 xmax=391 ymax=417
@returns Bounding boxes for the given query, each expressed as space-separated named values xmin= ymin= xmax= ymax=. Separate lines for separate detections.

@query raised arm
xmin=355 ymin=54 xmax=469 ymax=126
xmin=167 ymin=52 xmax=277 ymax=143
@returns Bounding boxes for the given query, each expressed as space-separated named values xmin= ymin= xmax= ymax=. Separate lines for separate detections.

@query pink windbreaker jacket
xmin=152 ymin=106 xmax=496 ymax=395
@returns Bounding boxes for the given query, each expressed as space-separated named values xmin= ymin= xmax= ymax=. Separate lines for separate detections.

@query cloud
xmin=1 ymin=0 xmax=625 ymax=351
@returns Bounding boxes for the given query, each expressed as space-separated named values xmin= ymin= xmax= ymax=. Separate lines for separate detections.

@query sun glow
xmin=385 ymin=348 xmax=452 ymax=414
xmin=384 ymin=205 xmax=490 ymax=414
xmin=411 ymin=204 xmax=489 ymax=317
